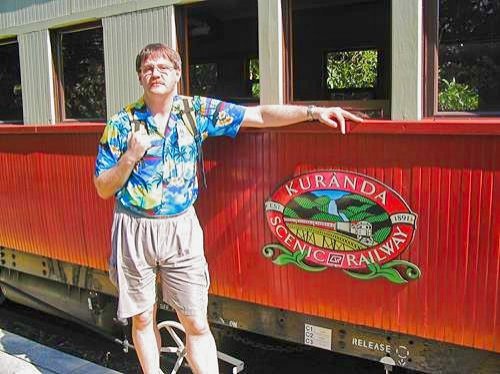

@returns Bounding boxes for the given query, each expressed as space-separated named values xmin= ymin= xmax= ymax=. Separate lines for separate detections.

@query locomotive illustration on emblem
xmin=263 ymin=170 xmax=421 ymax=284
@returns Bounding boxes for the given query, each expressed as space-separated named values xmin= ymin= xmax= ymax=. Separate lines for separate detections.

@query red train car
xmin=0 ymin=120 xmax=498 ymax=373
xmin=0 ymin=0 xmax=499 ymax=373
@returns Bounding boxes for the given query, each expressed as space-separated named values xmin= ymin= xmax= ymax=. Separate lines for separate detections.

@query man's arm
xmin=93 ymin=129 xmax=152 ymax=199
xmin=241 ymin=105 xmax=363 ymax=134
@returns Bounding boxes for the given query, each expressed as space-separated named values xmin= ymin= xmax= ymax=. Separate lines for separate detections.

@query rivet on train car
xmin=386 ymin=336 xmax=391 ymax=341
xmin=11 ymin=254 xmax=15 ymax=259
xmin=1 ymin=260 xmax=5 ymax=265
xmin=12 ymin=262 xmax=16 ymax=267
xmin=338 ymin=329 xmax=346 ymax=339
xmin=42 ymin=270 xmax=47 ymax=276
xmin=409 ymin=340 xmax=414 ymax=345
xmin=338 ymin=341 xmax=346 ymax=349
xmin=42 ymin=261 xmax=46 ymax=267
xmin=0 ymin=252 xmax=4 ymax=258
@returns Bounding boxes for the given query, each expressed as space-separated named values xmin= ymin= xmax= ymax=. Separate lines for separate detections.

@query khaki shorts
xmin=109 ymin=204 xmax=209 ymax=320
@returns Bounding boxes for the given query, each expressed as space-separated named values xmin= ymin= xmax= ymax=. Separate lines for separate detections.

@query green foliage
xmin=251 ymin=83 xmax=260 ymax=98
xmin=249 ymin=58 xmax=260 ymax=98
xmin=438 ymin=78 xmax=479 ymax=111
xmin=363 ymin=212 xmax=389 ymax=224
xmin=262 ymin=244 xmax=327 ymax=272
xmin=326 ymin=50 xmax=378 ymax=89
xmin=373 ymin=226 xmax=391 ymax=243
xmin=342 ymin=204 xmax=373 ymax=219
xmin=62 ymin=28 xmax=106 ymax=119
xmin=348 ymin=211 xmax=373 ymax=222
xmin=0 ymin=43 xmax=23 ymax=120
xmin=283 ymin=207 xmax=299 ymax=218
xmin=249 ymin=58 xmax=259 ymax=80
xmin=293 ymin=195 xmax=331 ymax=211
xmin=66 ymin=62 xmax=106 ymax=119
xmin=314 ymin=196 xmax=330 ymax=206
xmin=190 ymin=63 xmax=218 ymax=96
xmin=293 ymin=196 xmax=318 ymax=209
xmin=310 ymin=212 xmax=343 ymax=222
xmin=317 ymin=204 xmax=330 ymax=213
xmin=347 ymin=194 xmax=375 ymax=205
xmin=344 ymin=260 xmax=422 ymax=284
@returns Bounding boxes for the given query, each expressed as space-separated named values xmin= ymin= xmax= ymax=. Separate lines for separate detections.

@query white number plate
xmin=304 ymin=323 xmax=332 ymax=350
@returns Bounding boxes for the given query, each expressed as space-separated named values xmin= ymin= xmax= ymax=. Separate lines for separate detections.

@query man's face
xmin=138 ymin=55 xmax=181 ymax=97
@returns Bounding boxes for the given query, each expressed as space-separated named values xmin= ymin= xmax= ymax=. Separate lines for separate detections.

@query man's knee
xmin=178 ymin=313 xmax=210 ymax=336
xmin=132 ymin=308 xmax=155 ymax=329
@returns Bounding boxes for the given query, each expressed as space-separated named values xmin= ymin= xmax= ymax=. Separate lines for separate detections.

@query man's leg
xmin=153 ymin=304 xmax=161 ymax=351
xmin=132 ymin=305 xmax=161 ymax=374
xmin=176 ymin=312 xmax=218 ymax=374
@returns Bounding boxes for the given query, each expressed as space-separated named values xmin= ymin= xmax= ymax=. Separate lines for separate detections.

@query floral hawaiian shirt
xmin=95 ymin=95 xmax=246 ymax=216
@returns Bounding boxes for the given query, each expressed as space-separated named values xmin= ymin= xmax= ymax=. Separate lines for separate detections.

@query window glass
xmin=60 ymin=26 xmax=106 ymax=120
xmin=187 ymin=0 xmax=259 ymax=103
xmin=291 ymin=0 xmax=390 ymax=104
xmin=0 ymin=41 xmax=23 ymax=122
xmin=438 ymin=0 xmax=500 ymax=112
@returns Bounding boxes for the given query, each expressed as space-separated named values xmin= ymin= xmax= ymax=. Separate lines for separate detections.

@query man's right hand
xmin=126 ymin=128 xmax=153 ymax=163
xmin=94 ymin=128 xmax=153 ymax=200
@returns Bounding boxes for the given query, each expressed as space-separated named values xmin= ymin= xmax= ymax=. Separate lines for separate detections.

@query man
xmin=94 ymin=43 xmax=362 ymax=374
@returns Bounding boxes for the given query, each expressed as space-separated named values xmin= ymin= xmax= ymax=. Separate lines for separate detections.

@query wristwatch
xmin=306 ymin=105 xmax=316 ymax=121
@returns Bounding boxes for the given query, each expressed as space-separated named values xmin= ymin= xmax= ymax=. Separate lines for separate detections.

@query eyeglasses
xmin=141 ymin=64 xmax=176 ymax=76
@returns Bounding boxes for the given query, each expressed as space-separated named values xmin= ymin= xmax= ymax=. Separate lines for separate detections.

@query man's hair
xmin=135 ymin=43 xmax=182 ymax=73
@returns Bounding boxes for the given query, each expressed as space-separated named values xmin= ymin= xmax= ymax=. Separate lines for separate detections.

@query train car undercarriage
xmin=1 ymin=247 xmax=497 ymax=374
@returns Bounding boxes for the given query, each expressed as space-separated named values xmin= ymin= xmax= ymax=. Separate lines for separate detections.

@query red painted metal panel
xmin=0 ymin=133 xmax=113 ymax=271
xmin=0 ymin=120 xmax=498 ymax=354
xmin=198 ymin=129 xmax=499 ymax=353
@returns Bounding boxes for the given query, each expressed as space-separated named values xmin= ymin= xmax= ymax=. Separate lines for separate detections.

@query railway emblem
xmin=263 ymin=171 xmax=421 ymax=284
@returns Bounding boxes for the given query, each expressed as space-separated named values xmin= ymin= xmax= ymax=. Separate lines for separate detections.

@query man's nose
xmin=151 ymin=66 xmax=161 ymax=77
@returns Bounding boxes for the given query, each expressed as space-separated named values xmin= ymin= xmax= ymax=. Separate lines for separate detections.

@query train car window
xmin=287 ymin=0 xmax=390 ymax=118
xmin=425 ymin=0 xmax=500 ymax=116
xmin=52 ymin=23 xmax=106 ymax=121
xmin=0 ymin=40 xmax=23 ymax=123
xmin=180 ymin=0 xmax=259 ymax=104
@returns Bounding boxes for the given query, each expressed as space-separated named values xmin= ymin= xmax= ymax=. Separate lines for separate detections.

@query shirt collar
xmin=133 ymin=95 xmax=182 ymax=136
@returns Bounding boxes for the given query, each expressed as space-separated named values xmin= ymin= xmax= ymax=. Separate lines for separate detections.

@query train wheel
xmin=157 ymin=320 xmax=187 ymax=374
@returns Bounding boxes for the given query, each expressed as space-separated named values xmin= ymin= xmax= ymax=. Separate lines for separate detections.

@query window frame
xmin=423 ymin=0 xmax=500 ymax=118
xmin=175 ymin=6 xmax=190 ymax=96
xmin=282 ymin=0 xmax=390 ymax=118
xmin=0 ymin=37 xmax=23 ymax=124
xmin=51 ymin=21 xmax=105 ymax=123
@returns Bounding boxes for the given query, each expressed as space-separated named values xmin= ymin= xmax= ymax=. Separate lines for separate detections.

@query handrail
xmin=0 ymin=119 xmax=499 ymax=136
